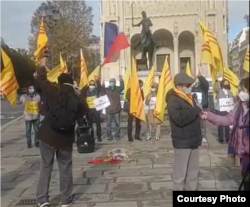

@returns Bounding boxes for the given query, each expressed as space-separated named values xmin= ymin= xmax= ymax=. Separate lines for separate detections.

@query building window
xmin=180 ymin=57 xmax=191 ymax=73
xmin=156 ymin=54 xmax=170 ymax=72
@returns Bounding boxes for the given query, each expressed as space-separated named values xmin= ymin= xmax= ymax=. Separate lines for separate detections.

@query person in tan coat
xmin=145 ymin=83 xmax=161 ymax=140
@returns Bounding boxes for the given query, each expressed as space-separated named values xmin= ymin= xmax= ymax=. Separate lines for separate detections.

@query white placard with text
xmin=219 ymin=97 xmax=234 ymax=112
xmin=93 ymin=95 xmax=111 ymax=111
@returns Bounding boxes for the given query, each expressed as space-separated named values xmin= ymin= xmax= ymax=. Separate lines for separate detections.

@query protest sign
xmin=219 ymin=97 xmax=234 ymax=112
xmin=93 ymin=95 xmax=111 ymax=111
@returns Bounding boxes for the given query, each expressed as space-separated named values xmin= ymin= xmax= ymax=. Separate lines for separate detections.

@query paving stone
xmin=73 ymin=184 xmax=107 ymax=194
xmin=113 ymin=191 xmax=162 ymax=201
xmin=109 ymin=182 xmax=148 ymax=192
xmin=74 ymin=193 xmax=110 ymax=203
xmin=73 ymin=178 xmax=88 ymax=185
xmin=198 ymin=180 xmax=239 ymax=189
xmin=89 ymin=177 xmax=115 ymax=184
xmin=116 ymin=175 xmax=172 ymax=183
xmin=142 ymin=168 xmax=173 ymax=176
xmin=84 ymin=170 xmax=103 ymax=178
xmin=142 ymin=200 xmax=172 ymax=207
xmin=150 ymin=182 xmax=173 ymax=191
xmin=120 ymin=164 xmax=152 ymax=170
xmin=137 ymin=159 xmax=153 ymax=165
xmin=93 ymin=202 xmax=138 ymax=207
xmin=103 ymin=169 xmax=140 ymax=177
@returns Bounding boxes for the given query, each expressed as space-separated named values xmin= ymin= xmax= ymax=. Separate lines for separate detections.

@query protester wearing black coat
xmin=191 ymin=75 xmax=209 ymax=109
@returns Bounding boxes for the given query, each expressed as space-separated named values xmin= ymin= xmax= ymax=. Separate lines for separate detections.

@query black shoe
xmin=107 ymin=137 xmax=113 ymax=141
xmin=135 ymin=137 xmax=142 ymax=141
xmin=27 ymin=145 xmax=32 ymax=149
xmin=217 ymin=139 xmax=224 ymax=144
xmin=128 ymin=138 xmax=133 ymax=142
xmin=97 ymin=138 xmax=102 ymax=142
xmin=35 ymin=143 xmax=39 ymax=148
xmin=38 ymin=202 xmax=50 ymax=207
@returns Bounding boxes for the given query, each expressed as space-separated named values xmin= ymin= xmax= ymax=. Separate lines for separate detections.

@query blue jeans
xmin=106 ymin=113 xmax=120 ymax=139
xmin=25 ymin=120 xmax=39 ymax=146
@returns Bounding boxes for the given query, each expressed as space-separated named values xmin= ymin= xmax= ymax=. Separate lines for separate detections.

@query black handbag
xmin=76 ymin=115 xmax=95 ymax=153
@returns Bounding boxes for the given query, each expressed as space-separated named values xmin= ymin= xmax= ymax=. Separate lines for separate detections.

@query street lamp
xmin=39 ymin=3 xmax=60 ymax=68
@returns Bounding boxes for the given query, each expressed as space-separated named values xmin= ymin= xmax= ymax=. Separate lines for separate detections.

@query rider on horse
xmin=133 ymin=11 xmax=156 ymax=49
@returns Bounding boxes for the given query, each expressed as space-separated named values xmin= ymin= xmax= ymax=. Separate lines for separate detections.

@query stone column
xmin=173 ymin=38 xmax=179 ymax=75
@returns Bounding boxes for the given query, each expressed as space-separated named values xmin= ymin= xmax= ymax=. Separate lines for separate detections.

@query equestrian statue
xmin=132 ymin=11 xmax=158 ymax=69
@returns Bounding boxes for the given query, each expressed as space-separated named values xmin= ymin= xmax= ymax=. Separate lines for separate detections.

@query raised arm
xmin=133 ymin=20 xmax=142 ymax=27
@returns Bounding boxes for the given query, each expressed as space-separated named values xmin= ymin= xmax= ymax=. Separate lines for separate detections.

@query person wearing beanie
xmin=166 ymin=72 xmax=202 ymax=191
xmin=34 ymin=67 xmax=87 ymax=207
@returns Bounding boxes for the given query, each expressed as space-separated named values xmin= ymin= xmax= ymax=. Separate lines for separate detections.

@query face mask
xmin=151 ymin=88 xmax=156 ymax=92
xmin=74 ymin=84 xmax=78 ymax=87
xmin=183 ymin=87 xmax=192 ymax=94
xmin=239 ymin=91 xmax=249 ymax=102
xmin=109 ymin=82 xmax=115 ymax=87
xmin=89 ymin=85 xmax=95 ymax=90
xmin=28 ymin=89 xmax=35 ymax=94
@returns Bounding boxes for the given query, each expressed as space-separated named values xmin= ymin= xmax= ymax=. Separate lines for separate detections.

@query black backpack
xmin=76 ymin=116 xmax=95 ymax=153
xmin=49 ymin=90 xmax=79 ymax=133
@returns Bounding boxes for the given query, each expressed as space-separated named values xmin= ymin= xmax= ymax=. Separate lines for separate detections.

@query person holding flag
xmin=191 ymin=70 xmax=209 ymax=144
xmin=167 ymin=73 xmax=203 ymax=191
xmin=126 ymin=80 xmax=144 ymax=142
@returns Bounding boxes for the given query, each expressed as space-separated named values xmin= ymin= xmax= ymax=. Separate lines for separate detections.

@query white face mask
xmin=183 ymin=86 xmax=192 ymax=94
xmin=151 ymin=88 xmax=156 ymax=92
xmin=239 ymin=91 xmax=249 ymax=102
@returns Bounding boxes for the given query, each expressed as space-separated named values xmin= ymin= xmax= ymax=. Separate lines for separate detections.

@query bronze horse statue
xmin=132 ymin=11 xmax=157 ymax=69
xmin=134 ymin=32 xmax=155 ymax=69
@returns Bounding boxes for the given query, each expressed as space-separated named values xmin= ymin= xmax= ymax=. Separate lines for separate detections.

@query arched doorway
xmin=178 ymin=31 xmax=195 ymax=74
xmin=153 ymin=29 xmax=174 ymax=74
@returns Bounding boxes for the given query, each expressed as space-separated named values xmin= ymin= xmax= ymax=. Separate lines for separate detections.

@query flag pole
xmin=131 ymin=2 xmax=134 ymax=27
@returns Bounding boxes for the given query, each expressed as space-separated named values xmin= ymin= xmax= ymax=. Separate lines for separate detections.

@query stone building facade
xmin=100 ymin=0 xmax=229 ymax=82
xmin=228 ymin=27 xmax=249 ymax=78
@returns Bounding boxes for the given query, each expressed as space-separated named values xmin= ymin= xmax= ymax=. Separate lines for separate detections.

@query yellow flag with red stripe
xmin=34 ymin=18 xmax=48 ymax=61
xmin=47 ymin=64 xmax=62 ymax=83
xmin=60 ymin=53 xmax=68 ymax=73
xmin=0 ymin=48 xmax=19 ymax=105
xmin=223 ymin=66 xmax=239 ymax=96
xmin=130 ymin=57 xmax=146 ymax=122
xmin=243 ymin=45 xmax=249 ymax=72
xmin=143 ymin=65 xmax=155 ymax=98
xmin=154 ymin=56 xmax=173 ymax=122
xmin=199 ymin=21 xmax=224 ymax=72
xmin=79 ymin=49 xmax=88 ymax=89
xmin=200 ymin=41 xmax=217 ymax=98
xmin=88 ymin=65 xmax=101 ymax=82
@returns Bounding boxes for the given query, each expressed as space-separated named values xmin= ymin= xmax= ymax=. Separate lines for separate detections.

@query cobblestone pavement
xmin=1 ymin=119 xmax=241 ymax=207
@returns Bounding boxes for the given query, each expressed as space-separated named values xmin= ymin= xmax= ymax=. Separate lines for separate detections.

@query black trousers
xmin=218 ymin=126 xmax=230 ymax=142
xmin=88 ymin=108 xmax=101 ymax=139
xmin=127 ymin=114 xmax=141 ymax=139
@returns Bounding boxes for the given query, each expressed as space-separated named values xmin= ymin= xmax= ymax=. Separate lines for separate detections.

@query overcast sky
xmin=0 ymin=0 xmax=249 ymax=49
